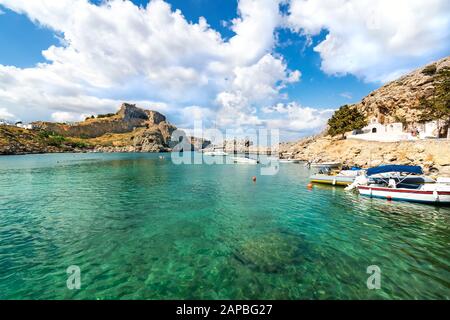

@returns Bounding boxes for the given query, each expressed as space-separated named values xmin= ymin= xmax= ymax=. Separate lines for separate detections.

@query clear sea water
xmin=0 ymin=153 xmax=448 ymax=300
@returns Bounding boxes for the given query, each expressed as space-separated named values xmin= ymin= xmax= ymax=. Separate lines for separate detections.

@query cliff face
xmin=72 ymin=104 xmax=177 ymax=152
xmin=32 ymin=103 xmax=168 ymax=139
xmin=1 ymin=103 xmax=178 ymax=155
xmin=353 ymin=56 xmax=449 ymax=126
xmin=280 ymin=56 xmax=450 ymax=175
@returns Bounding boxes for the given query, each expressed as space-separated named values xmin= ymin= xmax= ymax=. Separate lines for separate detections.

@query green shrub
xmin=422 ymin=64 xmax=437 ymax=76
xmin=419 ymin=67 xmax=450 ymax=121
xmin=69 ymin=141 xmax=89 ymax=148
xmin=327 ymin=105 xmax=368 ymax=137
xmin=97 ymin=113 xmax=115 ymax=119
xmin=38 ymin=130 xmax=54 ymax=139
xmin=46 ymin=135 xmax=67 ymax=147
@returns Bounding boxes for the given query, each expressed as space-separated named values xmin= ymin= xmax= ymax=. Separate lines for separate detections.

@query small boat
xmin=310 ymin=167 xmax=364 ymax=186
xmin=309 ymin=161 xmax=341 ymax=168
xmin=231 ymin=156 xmax=258 ymax=164
xmin=203 ymin=150 xmax=228 ymax=156
xmin=279 ymin=159 xmax=301 ymax=164
xmin=202 ymin=147 xmax=228 ymax=156
xmin=348 ymin=165 xmax=450 ymax=205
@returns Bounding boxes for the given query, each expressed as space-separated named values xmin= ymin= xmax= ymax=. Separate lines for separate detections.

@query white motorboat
xmin=231 ymin=156 xmax=258 ymax=164
xmin=279 ymin=159 xmax=301 ymax=164
xmin=202 ymin=146 xmax=228 ymax=156
xmin=347 ymin=165 xmax=450 ymax=205
xmin=309 ymin=161 xmax=341 ymax=169
xmin=310 ymin=168 xmax=364 ymax=186
xmin=203 ymin=150 xmax=228 ymax=156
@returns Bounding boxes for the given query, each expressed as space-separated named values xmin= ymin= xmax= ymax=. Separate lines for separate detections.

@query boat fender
xmin=433 ymin=190 xmax=439 ymax=201
xmin=369 ymin=188 xmax=372 ymax=198
xmin=332 ymin=178 xmax=336 ymax=186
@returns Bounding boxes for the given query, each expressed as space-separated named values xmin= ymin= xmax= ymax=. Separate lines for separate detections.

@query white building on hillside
xmin=348 ymin=118 xmax=410 ymax=142
xmin=348 ymin=117 xmax=443 ymax=142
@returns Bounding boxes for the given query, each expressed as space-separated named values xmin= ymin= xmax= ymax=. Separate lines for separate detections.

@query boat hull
xmin=310 ymin=162 xmax=341 ymax=168
xmin=310 ymin=175 xmax=354 ymax=186
xmin=231 ymin=157 xmax=258 ymax=164
xmin=203 ymin=152 xmax=228 ymax=156
xmin=358 ymin=186 xmax=450 ymax=204
xmin=279 ymin=159 xmax=301 ymax=163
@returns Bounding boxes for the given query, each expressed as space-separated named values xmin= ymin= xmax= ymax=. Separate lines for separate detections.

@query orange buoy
xmin=387 ymin=195 xmax=392 ymax=201
xmin=307 ymin=183 xmax=313 ymax=189
xmin=252 ymin=176 xmax=257 ymax=182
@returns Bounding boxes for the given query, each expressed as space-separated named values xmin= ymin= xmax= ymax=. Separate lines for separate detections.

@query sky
xmin=0 ymin=0 xmax=449 ymax=141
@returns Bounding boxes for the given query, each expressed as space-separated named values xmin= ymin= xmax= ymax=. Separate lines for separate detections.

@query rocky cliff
xmin=352 ymin=56 xmax=449 ymax=129
xmin=32 ymin=103 xmax=169 ymax=139
xmin=280 ymin=56 xmax=450 ymax=175
xmin=1 ymin=103 xmax=178 ymax=155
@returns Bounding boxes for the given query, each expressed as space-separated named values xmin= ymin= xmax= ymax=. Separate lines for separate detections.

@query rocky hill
xmin=0 ymin=126 xmax=88 ymax=155
xmin=0 ymin=103 xmax=179 ymax=155
xmin=352 ymin=56 xmax=449 ymax=130
xmin=280 ymin=56 xmax=450 ymax=175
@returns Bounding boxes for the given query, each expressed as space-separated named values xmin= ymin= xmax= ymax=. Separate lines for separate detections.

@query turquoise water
xmin=0 ymin=153 xmax=449 ymax=299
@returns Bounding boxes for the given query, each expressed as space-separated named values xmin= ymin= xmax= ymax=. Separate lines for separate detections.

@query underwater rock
xmin=232 ymin=233 xmax=304 ymax=274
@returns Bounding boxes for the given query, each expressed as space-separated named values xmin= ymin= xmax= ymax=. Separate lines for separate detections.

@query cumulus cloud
xmin=215 ymin=54 xmax=300 ymax=128
xmin=0 ymin=107 xmax=15 ymax=119
xmin=287 ymin=0 xmax=450 ymax=82
xmin=0 ymin=0 xmax=286 ymax=124
xmin=263 ymin=102 xmax=334 ymax=133
xmin=51 ymin=111 xmax=87 ymax=123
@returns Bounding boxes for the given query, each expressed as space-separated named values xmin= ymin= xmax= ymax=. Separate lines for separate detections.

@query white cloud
xmin=0 ymin=0 xmax=285 ymax=124
xmin=263 ymin=102 xmax=334 ymax=132
xmin=0 ymin=107 xmax=15 ymax=119
xmin=340 ymin=92 xmax=352 ymax=100
xmin=215 ymin=54 xmax=300 ymax=128
xmin=287 ymin=0 xmax=450 ymax=82
xmin=51 ymin=111 xmax=87 ymax=123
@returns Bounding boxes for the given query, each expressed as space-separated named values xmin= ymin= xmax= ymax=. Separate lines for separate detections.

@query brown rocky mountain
xmin=280 ymin=56 xmax=450 ymax=175
xmin=0 ymin=103 xmax=180 ymax=154
xmin=32 ymin=103 xmax=171 ymax=139
xmin=353 ymin=56 xmax=449 ymax=130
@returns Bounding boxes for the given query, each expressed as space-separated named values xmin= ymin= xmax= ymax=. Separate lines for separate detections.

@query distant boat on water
xmin=231 ymin=156 xmax=258 ymax=164
xmin=203 ymin=150 xmax=228 ymax=156
xmin=308 ymin=161 xmax=341 ymax=169
xmin=279 ymin=159 xmax=301 ymax=164
xmin=202 ymin=146 xmax=228 ymax=156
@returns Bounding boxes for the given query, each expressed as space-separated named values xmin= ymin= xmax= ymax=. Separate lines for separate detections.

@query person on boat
xmin=388 ymin=178 xmax=397 ymax=189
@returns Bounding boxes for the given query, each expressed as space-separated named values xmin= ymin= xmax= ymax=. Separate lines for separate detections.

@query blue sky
xmin=0 ymin=0 xmax=448 ymax=140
